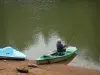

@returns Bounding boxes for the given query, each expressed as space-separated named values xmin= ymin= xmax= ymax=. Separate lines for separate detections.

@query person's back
xmin=56 ymin=42 xmax=64 ymax=52
xmin=56 ymin=39 xmax=66 ymax=52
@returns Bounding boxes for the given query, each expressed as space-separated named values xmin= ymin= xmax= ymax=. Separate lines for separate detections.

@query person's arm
xmin=63 ymin=45 xmax=67 ymax=48
xmin=63 ymin=44 xmax=68 ymax=48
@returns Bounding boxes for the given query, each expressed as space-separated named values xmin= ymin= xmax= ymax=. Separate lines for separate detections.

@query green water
xmin=0 ymin=0 xmax=100 ymax=69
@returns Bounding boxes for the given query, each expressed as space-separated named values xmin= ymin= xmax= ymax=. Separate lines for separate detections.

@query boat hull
xmin=0 ymin=56 xmax=26 ymax=60
xmin=37 ymin=52 xmax=76 ymax=64
xmin=36 ymin=46 xmax=78 ymax=65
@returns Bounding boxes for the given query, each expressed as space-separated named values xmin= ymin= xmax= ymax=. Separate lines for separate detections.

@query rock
xmin=0 ymin=68 xmax=4 ymax=70
xmin=28 ymin=64 xmax=38 ymax=68
xmin=4 ymin=60 xmax=7 ymax=62
xmin=16 ymin=67 xmax=29 ymax=73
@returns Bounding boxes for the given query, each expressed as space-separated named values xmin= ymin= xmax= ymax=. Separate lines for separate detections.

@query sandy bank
xmin=0 ymin=60 xmax=99 ymax=75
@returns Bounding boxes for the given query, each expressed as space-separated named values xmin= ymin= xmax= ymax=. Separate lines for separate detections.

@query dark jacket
xmin=56 ymin=42 xmax=64 ymax=52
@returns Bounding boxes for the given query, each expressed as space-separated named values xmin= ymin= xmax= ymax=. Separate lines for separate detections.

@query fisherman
xmin=56 ymin=39 xmax=67 ymax=52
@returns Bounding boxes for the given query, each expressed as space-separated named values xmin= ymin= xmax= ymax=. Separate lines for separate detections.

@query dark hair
xmin=58 ymin=41 xmax=61 ymax=43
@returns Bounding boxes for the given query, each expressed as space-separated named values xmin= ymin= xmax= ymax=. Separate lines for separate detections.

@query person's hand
xmin=64 ymin=45 xmax=67 ymax=47
xmin=64 ymin=45 xmax=68 ymax=47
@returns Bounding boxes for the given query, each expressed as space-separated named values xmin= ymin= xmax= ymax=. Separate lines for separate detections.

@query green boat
xmin=36 ymin=46 xmax=78 ymax=65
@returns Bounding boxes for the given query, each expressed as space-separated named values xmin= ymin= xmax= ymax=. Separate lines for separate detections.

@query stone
xmin=16 ymin=67 xmax=29 ymax=73
xmin=28 ymin=64 xmax=38 ymax=68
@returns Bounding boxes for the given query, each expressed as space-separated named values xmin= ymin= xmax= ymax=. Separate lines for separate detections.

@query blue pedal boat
xmin=0 ymin=46 xmax=26 ymax=60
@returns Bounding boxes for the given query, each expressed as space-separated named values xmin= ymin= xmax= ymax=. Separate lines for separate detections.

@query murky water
xmin=0 ymin=0 xmax=100 ymax=70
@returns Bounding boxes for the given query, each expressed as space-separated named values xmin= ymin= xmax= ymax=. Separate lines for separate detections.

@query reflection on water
xmin=1 ymin=0 xmax=100 ymax=70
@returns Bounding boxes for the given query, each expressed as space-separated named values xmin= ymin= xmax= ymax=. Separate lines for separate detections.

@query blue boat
xmin=0 ymin=46 xmax=26 ymax=60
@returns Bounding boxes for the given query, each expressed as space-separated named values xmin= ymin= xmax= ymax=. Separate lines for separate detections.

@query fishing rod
xmin=67 ymin=24 xmax=79 ymax=46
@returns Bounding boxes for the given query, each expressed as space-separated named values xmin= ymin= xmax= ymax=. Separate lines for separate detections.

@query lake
xmin=0 ymin=0 xmax=100 ymax=70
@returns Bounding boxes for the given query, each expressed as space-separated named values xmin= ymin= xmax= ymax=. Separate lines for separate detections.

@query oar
xmin=48 ymin=50 xmax=57 ymax=54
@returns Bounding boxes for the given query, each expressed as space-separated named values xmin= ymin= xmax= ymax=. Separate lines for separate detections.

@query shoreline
xmin=0 ymin=60 xmax=100 ymax=75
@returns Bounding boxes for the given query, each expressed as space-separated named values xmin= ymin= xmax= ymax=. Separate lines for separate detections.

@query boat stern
xmin=12 ymin=50 xmax=27 ymax=59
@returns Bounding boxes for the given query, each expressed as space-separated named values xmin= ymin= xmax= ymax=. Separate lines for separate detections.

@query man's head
xmin=57 ymin=38 xmax=61 ymax=43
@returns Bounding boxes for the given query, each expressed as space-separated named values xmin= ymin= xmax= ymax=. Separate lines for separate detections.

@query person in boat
xmin=56 ymin=39 xmax=67 ymax=52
